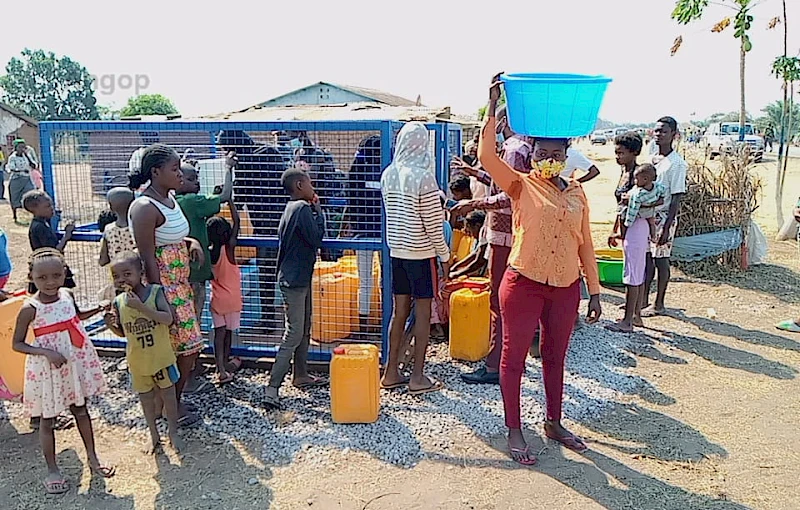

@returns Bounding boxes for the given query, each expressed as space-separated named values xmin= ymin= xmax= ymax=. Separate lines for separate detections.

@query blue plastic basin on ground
xmin=501 ymin=73 xmax=612 ymax=138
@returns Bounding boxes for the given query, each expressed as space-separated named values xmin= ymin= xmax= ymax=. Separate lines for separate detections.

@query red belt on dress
xmin=33 ymin=316 xmax=86 ymax=348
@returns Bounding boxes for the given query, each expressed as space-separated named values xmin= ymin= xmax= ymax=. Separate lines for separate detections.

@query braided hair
xmin=206 ymin=216 xmax=233 ymax=265
xmin=127 ymin=143 xmax=180 ymax=190
xmin=28 ymin=247 xmax=66 ymax=286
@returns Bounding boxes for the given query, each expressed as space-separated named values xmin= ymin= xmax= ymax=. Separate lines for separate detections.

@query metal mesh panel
xmin=42 ymin=120 xmax=458 ymax=361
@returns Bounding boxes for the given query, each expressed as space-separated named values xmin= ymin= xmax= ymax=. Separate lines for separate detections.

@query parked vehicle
xmin=590 ymin=131 xmax=608 ymax=145
xmin=703 ymin=122 xmax=764 ymax=162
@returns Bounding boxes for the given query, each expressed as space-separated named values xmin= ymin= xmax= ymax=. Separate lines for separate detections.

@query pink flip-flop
xmin=509 ymin=446 xmax=537 ymax=466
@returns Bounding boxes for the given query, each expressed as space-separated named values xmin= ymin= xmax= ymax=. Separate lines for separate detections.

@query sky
xmin=2 ymin=0 xmax=799 ymax=125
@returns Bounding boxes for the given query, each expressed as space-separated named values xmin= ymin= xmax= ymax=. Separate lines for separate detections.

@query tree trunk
xmin=739 ymin=39 xmax=747 ymax=140
xmin=781 ymin=82 xmax=794 ymax=200
xmin=775 ymin=0 xmax=790 ymax=228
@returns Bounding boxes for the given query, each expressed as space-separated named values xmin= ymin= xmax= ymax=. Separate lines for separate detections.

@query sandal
xmin=509 ymin=446 xmax=537 ymax=466
xmin=408 ymin=378 xmax=444 ymax=396
xmin=775 ymin=320 xmax=800 ymax=333
xmin=216 ymin=372 xmax=234 ymax=385
xmin=43 ymin=478 xmax=69 ymax=495
xmin=90 ymin=464 xmax=116 ymax=478
xmin=226 ymin=357 xmax=243 ymax=373
xmin=184 ymin=379 xmax=213 ymax=395
xmin=293 ymin=376 xmax=327 ymax=389
xmin=380 ymin=377 xmax=410 ymax=390
xmin=545 ymin=430 xmax=588 ymax=453
xmin=605 ymin=322 xmax=633 ymax=334
xmin=262 ymin=395 xmax=280 ymax=410
xmin=177 ymin=413 xmax=201 ymax=428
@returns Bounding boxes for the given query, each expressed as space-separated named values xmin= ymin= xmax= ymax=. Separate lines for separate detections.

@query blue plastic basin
xmin=501 ymin=73 xmax=612 ymax=138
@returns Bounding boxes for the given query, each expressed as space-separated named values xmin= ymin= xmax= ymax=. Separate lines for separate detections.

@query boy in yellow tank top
xmin=103 ymin=251 xmax=184 ymax=453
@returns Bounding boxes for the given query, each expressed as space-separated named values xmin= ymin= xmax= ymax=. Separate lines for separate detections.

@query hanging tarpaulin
xmin=671 ymin=229 xmax=744 ymax=263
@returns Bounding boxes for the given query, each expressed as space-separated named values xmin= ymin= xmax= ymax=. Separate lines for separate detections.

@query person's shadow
xmin=150 ymin=432 xmax=274 ymax=510
xmin=0 ymin=435 xmax=135 ymax=510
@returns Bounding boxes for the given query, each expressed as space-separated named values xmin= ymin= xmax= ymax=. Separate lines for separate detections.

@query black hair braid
xmin=28 ymin=247 xmax=66 ymax=282
xmin=128 ymin=143 xmax=179 ymax=189
xmin=206 ymin=216 xmax=232 ymax=265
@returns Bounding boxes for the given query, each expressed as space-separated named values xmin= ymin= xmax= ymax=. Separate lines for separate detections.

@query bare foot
xmin=632 ymin=316 xmax=644 ymax=327
xmin=641 ymin=306 xmax=666 ymax=318
xmin=170 ymin=432 xmax=186 ymax=454
xmin=89 ymin=461 xmax=116 ymax=478
xmin=145 ymin=441 xmax=163 ymax=455
xmin=605 ymin=320 xmax=633 ymax=333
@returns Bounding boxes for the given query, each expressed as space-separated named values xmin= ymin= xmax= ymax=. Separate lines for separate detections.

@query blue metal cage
xmin=39 ymin=120 xmax=461 ymax=363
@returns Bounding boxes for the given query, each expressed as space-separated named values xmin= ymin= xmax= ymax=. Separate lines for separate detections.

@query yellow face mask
xmin=531 ymin=159 xmax=566 ymax=179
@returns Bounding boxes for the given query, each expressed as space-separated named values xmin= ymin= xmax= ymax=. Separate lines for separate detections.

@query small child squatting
xmin=103 ymin=251 xmax=185 ymax=454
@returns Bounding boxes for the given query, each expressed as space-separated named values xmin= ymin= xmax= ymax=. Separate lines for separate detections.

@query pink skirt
xmin=623 ymin=218 xmax=649 ymax=287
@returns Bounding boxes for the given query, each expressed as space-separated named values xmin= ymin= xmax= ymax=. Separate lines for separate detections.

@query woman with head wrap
xmin=6 ymin=139 xmax=37 ymax=223
xmin=380 ymin=122 xmax=451 ymax=395
xmin=478 ymin=74 xmax=602 ymax=465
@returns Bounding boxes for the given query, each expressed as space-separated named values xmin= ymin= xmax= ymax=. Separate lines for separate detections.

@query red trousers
xmin=485 ymin=244 xmax=511 ymax=371
xmin=499 ymin=269 xmax=580 ymax=429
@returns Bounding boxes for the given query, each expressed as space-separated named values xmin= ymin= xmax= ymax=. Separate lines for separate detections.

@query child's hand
xmin=126 ymin=291 xmax=147 ymax=311
xmin=187 ymin=238 xmax=205 ymax=266
xmin=103 ymin=310 xmax=118 ymax=329
xmin=450 ymin=157 xmax=479 ymax=177
xmin=608 ymin=235 xmax=620 ymax=248
xmin=64 ymin=222 xmax=75 ymax=238
xmin=45 ymin=350 xmax=68 ymax=368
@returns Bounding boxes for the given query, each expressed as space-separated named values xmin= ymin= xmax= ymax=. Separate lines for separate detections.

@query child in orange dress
xmin=206 ymin=201 xmax=243 ymax=384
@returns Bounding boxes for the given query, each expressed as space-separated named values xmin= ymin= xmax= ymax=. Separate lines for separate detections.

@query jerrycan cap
xmin=333 ymin=347 xmax=346 ymax=355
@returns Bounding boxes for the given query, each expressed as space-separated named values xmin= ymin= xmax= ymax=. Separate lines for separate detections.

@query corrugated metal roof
xmin=329 ymin=83 xmax=418 ymax=107
xmin=258 ymin=81 xmax=418 ymax=108
xmin=189 ymin=102 xmax=478 ymax=126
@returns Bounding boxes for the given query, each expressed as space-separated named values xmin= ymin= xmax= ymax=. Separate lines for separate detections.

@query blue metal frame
xmin=39 ymin=119 xmax=461 ymax=365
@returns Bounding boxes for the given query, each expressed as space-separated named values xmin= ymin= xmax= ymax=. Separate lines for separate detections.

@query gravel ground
xmin=1 ymin=315 xmax=648 ymax=469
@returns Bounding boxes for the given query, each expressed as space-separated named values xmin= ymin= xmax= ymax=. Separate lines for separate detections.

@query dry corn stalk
xmin=675 ymin=147 xmax=760 ymax=270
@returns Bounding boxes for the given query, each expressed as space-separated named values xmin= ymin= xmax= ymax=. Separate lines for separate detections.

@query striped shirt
xmin=129 ymin=195 xmax=190 ymax=247
xmin=624 ymin=182 xmax=667 ymax=227
xmin=381 ymin=165 xmax=450 ymax=261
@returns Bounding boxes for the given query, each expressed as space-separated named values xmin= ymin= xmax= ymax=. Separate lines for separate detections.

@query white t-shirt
xmin=652 ymin=150 xmax=688 ymax=213
xmin=561 ymin=148 xmax=595 ymax=179
xmin=470 ymin=176 xmax=489 ymax=199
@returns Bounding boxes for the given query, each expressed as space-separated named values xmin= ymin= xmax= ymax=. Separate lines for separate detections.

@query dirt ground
xmin=1 ymin=143 xmax=800 ymax=509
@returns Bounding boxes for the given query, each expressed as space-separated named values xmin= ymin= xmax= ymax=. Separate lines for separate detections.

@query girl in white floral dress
xmin=12 ymin=248 xmax=115 ymax=494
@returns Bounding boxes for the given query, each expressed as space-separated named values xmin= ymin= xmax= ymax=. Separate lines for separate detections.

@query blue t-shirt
xmin=0 ymin=229 xmax=12 ymax=277
xmin=442 ymin=221 xmax=453 ymax=262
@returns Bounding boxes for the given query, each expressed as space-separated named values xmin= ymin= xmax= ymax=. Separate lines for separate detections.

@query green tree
xmin=97 ymin=104 xmax=121 ymax=120
xmin=671 ymin=0 xmax=755 ymax=139
xmin=0 ymin=48 xmax=98 ymax=120
xmin=760 ymin=101 xmax=800 ymax=138
xmin=769 ymin=0 xmax=800 ymax=227
xmin=119 ymin=94 xmax=179 ymax=117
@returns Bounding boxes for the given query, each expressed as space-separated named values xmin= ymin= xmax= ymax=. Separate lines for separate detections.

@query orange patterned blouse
xmin=477 ymin=117 xmax=601 ymax=295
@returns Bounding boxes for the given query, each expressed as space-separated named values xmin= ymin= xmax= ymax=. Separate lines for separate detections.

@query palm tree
xmin=671 ymin=0 xmax=755 ymax=140
xmin=771 ymin=0 xmax=800 ymax=226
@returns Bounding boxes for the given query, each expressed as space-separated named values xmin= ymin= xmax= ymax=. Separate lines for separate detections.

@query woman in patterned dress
xmin=128 ymin=144 xmax=205 ymax=426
